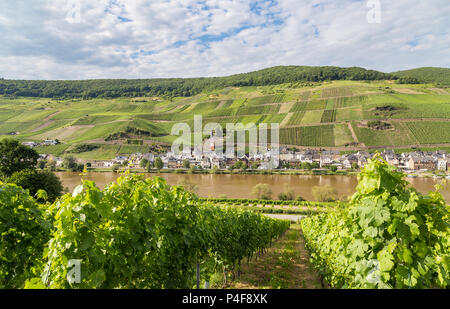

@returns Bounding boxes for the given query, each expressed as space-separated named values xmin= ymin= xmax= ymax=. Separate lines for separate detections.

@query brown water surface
xmin=55 ymin=172 xmax=449 ymax=202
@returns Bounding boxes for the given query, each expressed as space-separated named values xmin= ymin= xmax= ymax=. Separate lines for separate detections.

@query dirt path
xmin=264 ymin=214 xmax=305 ymax=222
xmin=347 ymin=122 xmax=359 ymax=144
xmin=31 ymin=111 xmax=62 ymax=132
xmin=224 ymin=224 xmax=323 ymax=289
xmin=215 ymin=101 xmax=227 ymax=110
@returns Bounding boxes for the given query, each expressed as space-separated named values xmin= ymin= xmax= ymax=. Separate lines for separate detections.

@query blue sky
xmin=0 ymin=0 xmax=448 ymax=79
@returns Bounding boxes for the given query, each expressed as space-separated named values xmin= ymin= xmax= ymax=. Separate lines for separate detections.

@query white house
xmin=104 ymin=161 xmax=115 ymax=168
xmin=437 ymin=159 xmax=448 ymax=171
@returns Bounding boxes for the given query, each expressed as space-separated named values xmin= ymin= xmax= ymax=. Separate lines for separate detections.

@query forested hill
xmin=0 ymin=66 xmax=392 ymax=99
xmin=0 ymin=66 xmax=448 ymax=99
xmin=392 ymin=67 xmax=450 ymax=86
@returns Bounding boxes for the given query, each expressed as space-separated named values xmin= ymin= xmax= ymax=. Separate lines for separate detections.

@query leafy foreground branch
xmin=0 ymin=175 xmax=289 ymax=289
xmin=301 ymin=155 xmax=449 ymax=289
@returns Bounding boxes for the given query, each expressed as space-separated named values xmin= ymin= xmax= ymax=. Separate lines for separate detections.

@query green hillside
xmin=1 ymin=78 xmax=449 ymax=160
xmin=0 ymin=66 xmax=392 ymax=99
xmin=393 ymin=67 xmax=450 ymax=86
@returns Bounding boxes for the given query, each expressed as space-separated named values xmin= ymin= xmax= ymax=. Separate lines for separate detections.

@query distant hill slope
xmin=1 ymin=80 xmax=449 ymax=159
xmin=393 ymin=67 xmax=450 ymax=86
xmin=0 ymin=66 xmax=391 ymax=99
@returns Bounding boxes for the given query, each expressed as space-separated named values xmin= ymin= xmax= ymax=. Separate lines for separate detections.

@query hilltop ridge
xmin=1 ymin=65 xmax=444 ymax=99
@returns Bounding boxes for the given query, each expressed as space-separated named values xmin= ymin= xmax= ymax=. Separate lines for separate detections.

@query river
xmin=54 ymin=172 xmax=450 ymax=203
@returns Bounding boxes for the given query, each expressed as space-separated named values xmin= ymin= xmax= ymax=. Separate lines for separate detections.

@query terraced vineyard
xmin=0 ymin=79 xmax=449 ymax=159
xmin=280 ymin=126 xmax=335 ymax=147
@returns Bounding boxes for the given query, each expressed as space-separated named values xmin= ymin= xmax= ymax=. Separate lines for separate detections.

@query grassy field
xmin=1 ymin=80 xmax=449 ymax=159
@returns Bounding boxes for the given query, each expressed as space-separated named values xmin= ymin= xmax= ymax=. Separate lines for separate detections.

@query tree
xmin=351 ymin=162 xmax=359 ymax=170
xmin=302 ymin=162 xmax=312 ymax=170
xmin=278 ymin=184 xmax=295 ymax=200
xmin=0 ymin=138 xmax=40 ymax=177
xmin=62 ymin=156 xmax=77 ymax=171
xmin=8 ymin=169 xmax=64 ymax=203
xmin=252 ymin=184 xmax=272 ymax=200
xmin=183 ymin=159 xmax=190 ymax=169
xmin=250 ymin=161 xmax=259 ymax=169
xmin=154 ymin=157 xmax=163 ymax=170
xmin=140 ymin=159 xmax=149 ymax=169
xmin=312 ymin=185 xmax=339 ymax=202
xmin=145 ymin=161 xmax=153 ymax=172
xmin=112 ymin=164 xmax=120 ymax=173
xmin=233 ymin=161 xmax=244 ymax=170
xmin=329 ymin=165 xmax=338 ymax=172
xmin=46 ymin=160 xmax=57 ymax=172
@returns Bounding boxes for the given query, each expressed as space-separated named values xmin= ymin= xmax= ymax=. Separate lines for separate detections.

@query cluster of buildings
xmin=279 ymin=149 xmax=450 ymax=172
xmin=82 ymin=148 xmax=450 ymax=173
xmin=100 ymin=150 xmax=276 ymax=170
xmin=22 ymin=139 xmax=60 ymax=148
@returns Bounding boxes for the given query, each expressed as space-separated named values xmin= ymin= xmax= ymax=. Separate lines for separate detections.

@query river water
xmin=55 ymin=172 xmax=450 ymax=202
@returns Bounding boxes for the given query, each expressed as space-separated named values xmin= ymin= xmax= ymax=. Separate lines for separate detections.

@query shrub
xmin=62 ymin=156 xmax=77 ymax=171
xmin=0 ymin=138 xmax=40 ymax=177
xmin=0 ymin=182 xmax=50 ymax=288
xmin=312 ymin=185 xmax=339 ymax=202
xmin=252 ymin=184 xmax=272 ymax=200
xmin=8 ymin=169 xmax=64 ymax=203
xmin=31 ymin=175 xmax=289 ymax=289
xmin=69 ymin=144 xmax=100 ymax=153
xmin=302 ymin=155 xmax=450 ymax=288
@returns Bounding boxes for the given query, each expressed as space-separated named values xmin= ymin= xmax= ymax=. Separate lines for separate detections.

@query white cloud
xmin=0 ymin=0 xmax=448 ymax=79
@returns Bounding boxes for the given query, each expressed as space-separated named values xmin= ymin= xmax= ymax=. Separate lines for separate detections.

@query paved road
xmin=264 ymin=214 xmax=306 ymax=222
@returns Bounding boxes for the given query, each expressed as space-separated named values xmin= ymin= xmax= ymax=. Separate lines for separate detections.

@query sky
xmin=0 ymin=0 xmax=449 ymax=80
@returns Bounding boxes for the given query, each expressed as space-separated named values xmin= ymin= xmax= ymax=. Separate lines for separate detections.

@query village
xmin=35 ymin=143 xmax=450 ymax=176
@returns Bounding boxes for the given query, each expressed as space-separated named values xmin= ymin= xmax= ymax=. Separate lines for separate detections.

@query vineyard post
xmin=196 ymin=261 xmax=200 ymax=289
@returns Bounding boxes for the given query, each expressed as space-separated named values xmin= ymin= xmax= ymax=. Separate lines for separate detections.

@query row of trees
xmin=0 ymin=66 xmax=395 ymax=99
xmin=251 ymin=183 xmax=340 ymax=202
xmin=0 ymin=139 xmax=63 ymax=202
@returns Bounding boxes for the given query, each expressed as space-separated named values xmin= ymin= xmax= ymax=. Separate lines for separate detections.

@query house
xmin=437 ymin=159 xmax=448 ymax=171
xmin=167 ymin=159 xmax=178 ymax=169
xmin=279 ymin=152 xmax=294 ymax=162
xmin=55 ymin=158 xmax=64 ymax=167
xmin=322 ymin=150 xmax=341 ymax=160
xmin=211 ymin=158 xmax=221 ymax=169
xmin=320 ymin=155 xmax=335 ymax=168
xmin=343 ymin=154 xmax=358 ymax=169
xmin=22 ymin=142 xmax=38 ymax=148
xmin=104 ymin=161 xmax=115 ymax=168
xmin=200 ymin=159 xmax=211 ymax=169
xmin=43 ymin=139 xmax=59 ymax=146
xmin=258 ymin=161 xmax=272 ymax=170
xmin=407 ymin=157 xmax=436 ymax=171
xmin=115 ymin=156 xmax=129 ymax=164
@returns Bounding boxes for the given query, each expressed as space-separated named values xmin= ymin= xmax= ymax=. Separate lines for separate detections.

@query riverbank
xmin=54 ymin=166 xmax=450 ymax=179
